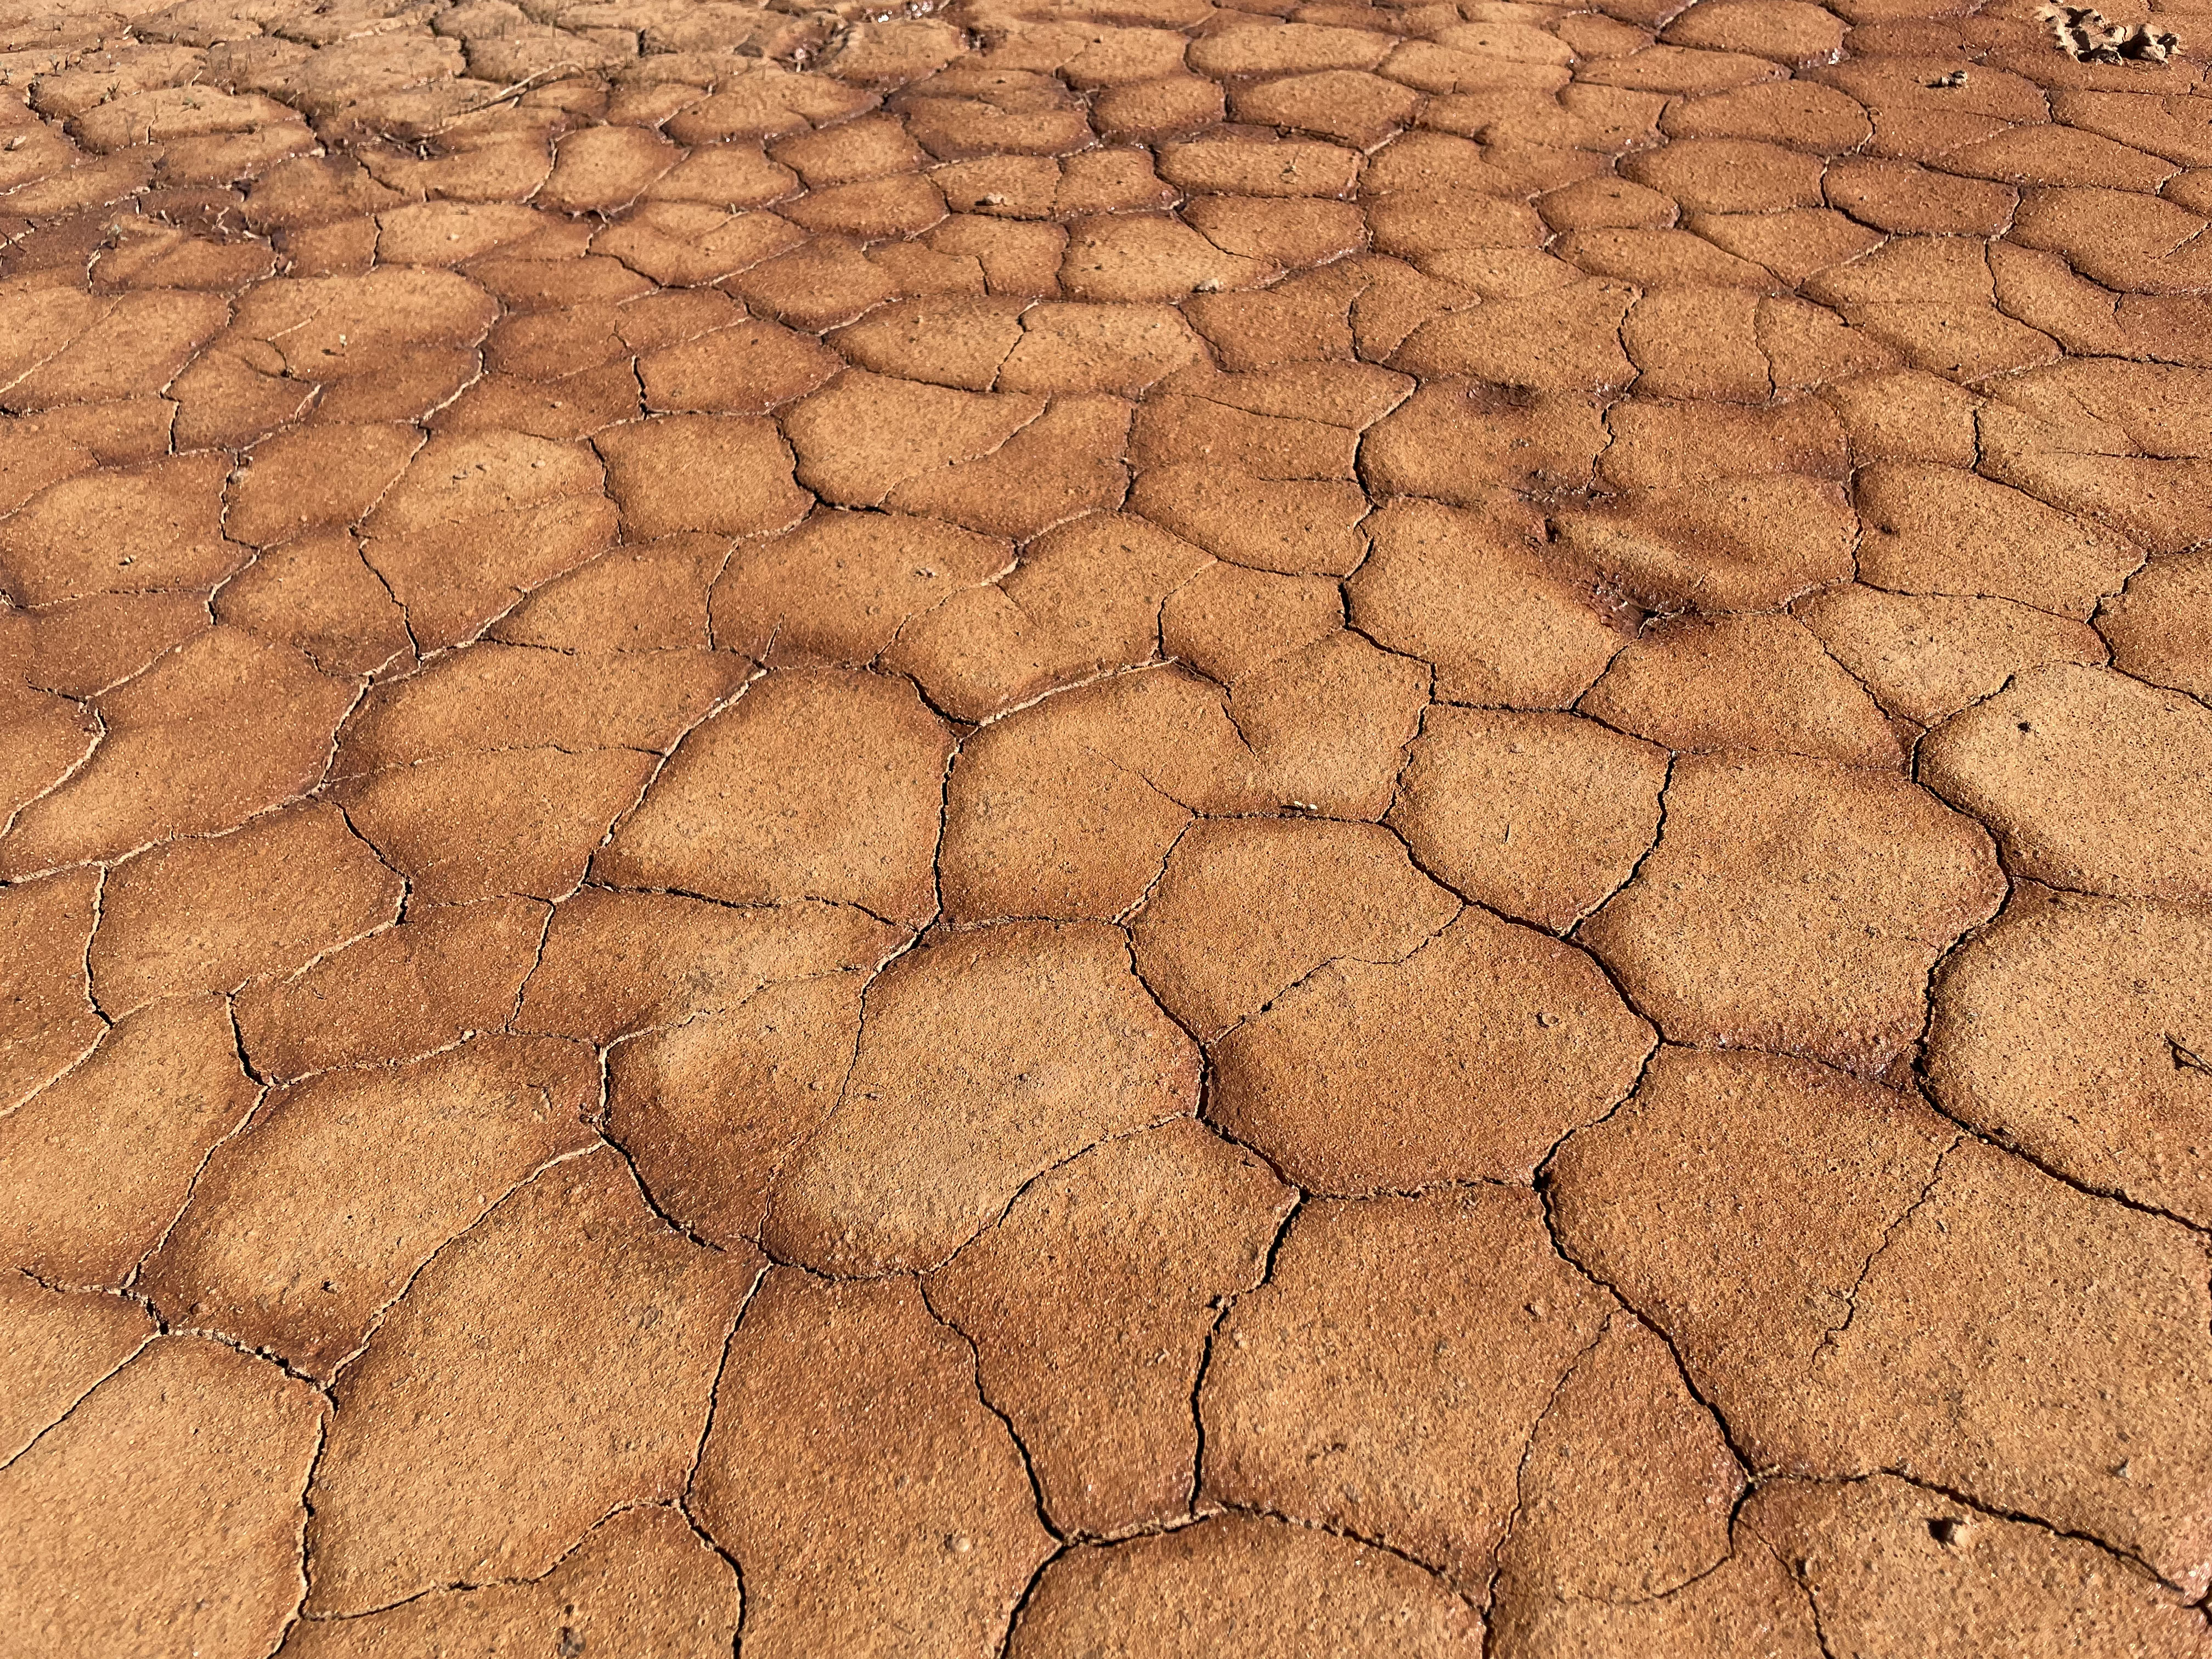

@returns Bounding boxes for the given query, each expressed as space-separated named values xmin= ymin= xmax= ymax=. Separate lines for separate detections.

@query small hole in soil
xmin=1928 ymin=1517 xmax=1963 ymax=1547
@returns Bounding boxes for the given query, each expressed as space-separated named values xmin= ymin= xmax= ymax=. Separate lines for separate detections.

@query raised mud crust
xmin=2 ymin=0 xmax=2210 ymax=1653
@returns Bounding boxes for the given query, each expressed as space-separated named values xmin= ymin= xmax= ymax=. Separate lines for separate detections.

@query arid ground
xmin=3 ymin=0 xmax=2211 ymax=1651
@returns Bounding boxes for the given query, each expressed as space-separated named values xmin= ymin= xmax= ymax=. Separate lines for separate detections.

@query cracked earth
xmin=2 ymin=0 xmax=2210 ymax=1650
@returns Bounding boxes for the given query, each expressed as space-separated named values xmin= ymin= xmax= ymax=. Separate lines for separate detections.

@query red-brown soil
xmin=3 ymin=0 xmax=2210 ymax=1651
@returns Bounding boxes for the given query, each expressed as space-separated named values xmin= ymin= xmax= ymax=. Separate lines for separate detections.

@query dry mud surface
xmin=3 ymin=0 xmax=2211 ymax=1650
